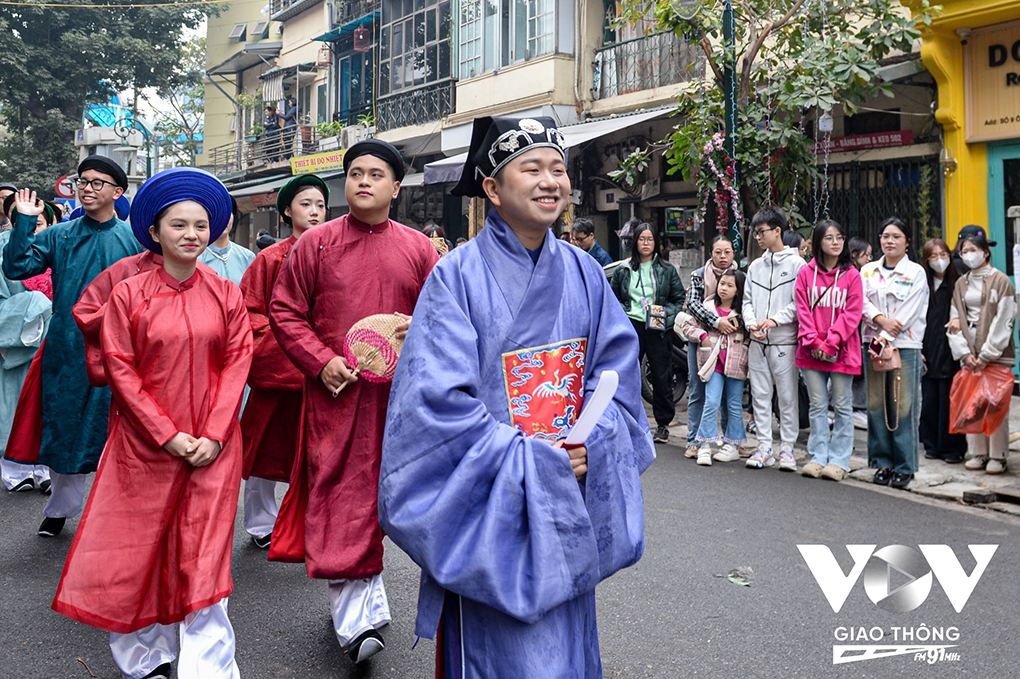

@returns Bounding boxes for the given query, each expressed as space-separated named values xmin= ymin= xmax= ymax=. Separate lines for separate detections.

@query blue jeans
xmin=696 ymin=371 xmax=746 ymax=444
xmin=867 ymin=348 xmax=922 ymax=475
xmin=687 ymin=341 xmax=727 ymax=444
xmin=802 ymin=368 xmax=854 ymax=470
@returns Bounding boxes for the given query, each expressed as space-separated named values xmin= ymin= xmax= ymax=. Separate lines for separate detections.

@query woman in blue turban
xmin=53 ymin=167 xmax=254 ymax=679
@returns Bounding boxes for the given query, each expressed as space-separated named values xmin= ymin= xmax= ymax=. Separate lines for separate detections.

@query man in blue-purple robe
xmin=379 ymin=116 xmax=655 ymax=678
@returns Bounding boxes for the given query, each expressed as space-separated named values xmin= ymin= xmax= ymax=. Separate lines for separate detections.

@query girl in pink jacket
xmin=794 ymin=219 xmax=864 ymax=481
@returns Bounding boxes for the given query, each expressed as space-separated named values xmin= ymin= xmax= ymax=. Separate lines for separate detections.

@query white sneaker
xmin=746 ymin=446 xmax=774 ymax=469
xmin=853 ymin=411 xmax=868 ymax=430
xmin=778 ymin=443 xmax=797 ymax=472
xmin=697 ymin=446 xmax=713 ymax=466
xmin=713 ymin=444 xmax=740 ymax=463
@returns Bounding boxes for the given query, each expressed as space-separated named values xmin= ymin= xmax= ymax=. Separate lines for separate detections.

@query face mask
xmin=961 ymin=251 xmax=986 ymax=270
xmin=929 ymin=257 xmax=950 ymax=274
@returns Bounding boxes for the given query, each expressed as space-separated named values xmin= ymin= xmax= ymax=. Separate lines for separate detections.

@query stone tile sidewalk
xmin=662 ymin=395 xmax=1020 ymax=517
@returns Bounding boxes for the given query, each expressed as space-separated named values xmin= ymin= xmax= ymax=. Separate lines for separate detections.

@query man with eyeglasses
xmin=2 ymin=155 xmax=141 ymax=537
xmin=569 ymin=218 xmax=614 ymax=267
xmin=742 ymin=206 xmax=806 ymax=471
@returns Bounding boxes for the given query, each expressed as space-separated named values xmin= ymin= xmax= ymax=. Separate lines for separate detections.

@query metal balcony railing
xmin=205 ymin=125 xmax=322 ymax=179
xmin=334 ymin=0 xmax=377 ymax=27
xmin=593 ymin=33 xmax=704 ymax=100
xmin=376 ymin=80 xmax=455 ymax=132
xmin=269 ymin=0 xmax=318 ymax=21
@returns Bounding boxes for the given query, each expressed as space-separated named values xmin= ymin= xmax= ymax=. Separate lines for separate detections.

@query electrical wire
xmin=0 ymin=0 xmax=219 ymax=7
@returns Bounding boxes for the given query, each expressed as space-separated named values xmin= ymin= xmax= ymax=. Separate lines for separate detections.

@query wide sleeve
xmin=1 ymin=213 xmax=54 ymax=281
xmin=269 ymin=234 xmax=338 ymax=378
xmin=73 ymin=264 xmax=122 ymax=387
xmin=795 ymin=267 xmax=819 ymax=351
xmin=380 ymin=268 xmax=650 ymax=628
xmin=241 ymin=250 xmax=303 ymax=390
xmin=978 ymin=276 xmax=1017 ymax=364
xmin=0 ymin=289 xmax=51 ymax=369
xmin=101 ymin=284 xmax=180 ymax=449
xmin=200 ymin=285 xmax=254 ymax=443
xmin=820 ymin=270 xmax=864 ymax=358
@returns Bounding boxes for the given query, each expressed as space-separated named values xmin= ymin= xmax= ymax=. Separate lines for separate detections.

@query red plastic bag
xmin=949 ymin=364 xmax=1015 ymax=436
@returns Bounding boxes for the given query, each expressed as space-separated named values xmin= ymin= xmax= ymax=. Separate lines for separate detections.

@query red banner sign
xmin=816 ymin=130 xmax=914 ymax=154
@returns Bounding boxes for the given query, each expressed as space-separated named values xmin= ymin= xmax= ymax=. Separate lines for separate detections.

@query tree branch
xmin=738 ymin=0 xmax=809 ymax=106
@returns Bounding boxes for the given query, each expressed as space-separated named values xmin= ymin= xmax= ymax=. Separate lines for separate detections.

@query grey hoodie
xmin=741 ymin=246 xmax=806 ymax=346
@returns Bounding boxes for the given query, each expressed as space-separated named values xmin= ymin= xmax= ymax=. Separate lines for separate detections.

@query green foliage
xmin=316 ymin=120 xmax=347 ymax=138
xmin=617 ymin=0 xmax=940 ymax=226
xmin=0 ymin=0 xmax=221 ymax=192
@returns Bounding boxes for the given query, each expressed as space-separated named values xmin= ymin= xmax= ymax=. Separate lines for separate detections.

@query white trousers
xmin=0 ymin=458 xmax=49 ymax=490
xmin=43 ymin=471 xmax=86 ymax=518
xmin=109 ymin=599 xmax=240 ymax=679
xmin=748 ymin=342 xmax=800 ymax=449
xmin=967 ymin=419 xmax=1009 ymax=460
xmin=242 ymin=477 xmax=279 ymax=538
xmin=328 ymin=574 xmax=391 ymax=648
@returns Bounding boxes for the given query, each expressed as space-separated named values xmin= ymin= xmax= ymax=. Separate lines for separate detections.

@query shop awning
xmin=207 ymin=42 xmax=282 ymax=76
xmin=314 ymin=13 xmax=380 ymax=42
xmin=260 ymin=62 xmax=315 ymax=102
xmin=230 ymin=170 xmax=345 ymax=212
xmin=423 ymin=107 xmax=675 ymax=184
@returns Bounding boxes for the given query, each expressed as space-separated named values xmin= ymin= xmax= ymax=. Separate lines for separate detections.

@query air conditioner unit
xmin=596 ymin=188 xmax=619 ymax=212
xmin=252 ymin=20 xmax=269 ymax=39
xmin=228 ymin=23 xmax=247 ymax=41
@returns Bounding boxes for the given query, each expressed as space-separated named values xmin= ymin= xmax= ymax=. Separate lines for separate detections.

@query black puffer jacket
xmin=609 ymin=257 xmax=686 ymax=333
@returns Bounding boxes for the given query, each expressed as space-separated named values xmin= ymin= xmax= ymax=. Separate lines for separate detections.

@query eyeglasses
xmin=75 ymin=177 xmax=119 ymax=191
xmin=880 ymin=233 xmax=904 ymax=241
xmin=822 ymin=235 xmax=846 ymax=244
xmin=752 ymin=229 xmax=771 ymax=239
xmin=636 ymin=237 xmax=655 ymax=244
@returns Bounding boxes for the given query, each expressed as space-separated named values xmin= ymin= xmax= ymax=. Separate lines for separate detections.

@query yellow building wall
xmin=201 ymin=0 xmax=280 ymax=164
xmin=449 ymin=55 xmax=576 ymax=125
xmin=913 ymin=0 xmax=1020 ymax=242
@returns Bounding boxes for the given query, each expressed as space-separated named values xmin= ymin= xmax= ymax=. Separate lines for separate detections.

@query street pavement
xmin=3 ymin=413 xmax=1020 ymax=678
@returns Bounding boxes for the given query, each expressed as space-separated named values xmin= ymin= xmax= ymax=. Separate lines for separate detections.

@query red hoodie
xmin=794 ymin=260 xmax=864 ymax=374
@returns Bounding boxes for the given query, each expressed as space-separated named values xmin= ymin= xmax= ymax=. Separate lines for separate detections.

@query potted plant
xmin=316 ymin=120 xmax=346 ymax=150
xmin=246 ymin=124 xmax=264 ymax=142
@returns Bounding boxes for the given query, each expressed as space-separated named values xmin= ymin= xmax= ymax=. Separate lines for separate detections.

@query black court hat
xmin=451 ymin=116 xmax=566 ymax=198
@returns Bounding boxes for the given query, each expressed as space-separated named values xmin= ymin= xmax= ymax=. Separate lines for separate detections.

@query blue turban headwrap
xmin=114 ymin=195 xmax=130 ymax=221
xmin=129 ymin=167 xmax=232 ymax=255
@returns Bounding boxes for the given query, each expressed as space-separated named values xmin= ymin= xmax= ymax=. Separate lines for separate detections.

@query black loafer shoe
xmin=924 ymin=450 xmax=940 ymax=460
xmin=142 ymin=662 xmax=172 ymax=679
xmin=11 ymin=478 xmax=35 ymax=492
xmin=891 ymin=472 xmax=913 ymax=489
xmin=345 ymin=629 xmax=384 ymax=664
xmin=942 ymin=455 xmax=964 ymax=464
xmin=873 ymin=468 xmax=892 ymax=485
xmin=38 ymin=516 xmax=65 ymax=537
xmin=251 ymin=533 xmax=272 ymax=549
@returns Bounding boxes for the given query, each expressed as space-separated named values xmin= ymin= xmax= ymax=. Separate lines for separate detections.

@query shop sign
xmin=817 ymin=130 xmax=914 ymax=153
xmin=290 ymin=150 xmax=345 ymax=175
xmin=250 ymin=191 xmax=279 ymax=209
xmin=965 ymin=19 xmax=1020 ymax=143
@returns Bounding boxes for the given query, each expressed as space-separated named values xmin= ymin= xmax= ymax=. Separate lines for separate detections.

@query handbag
xmin=871 ymin=344 xmax=901 ymax=372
